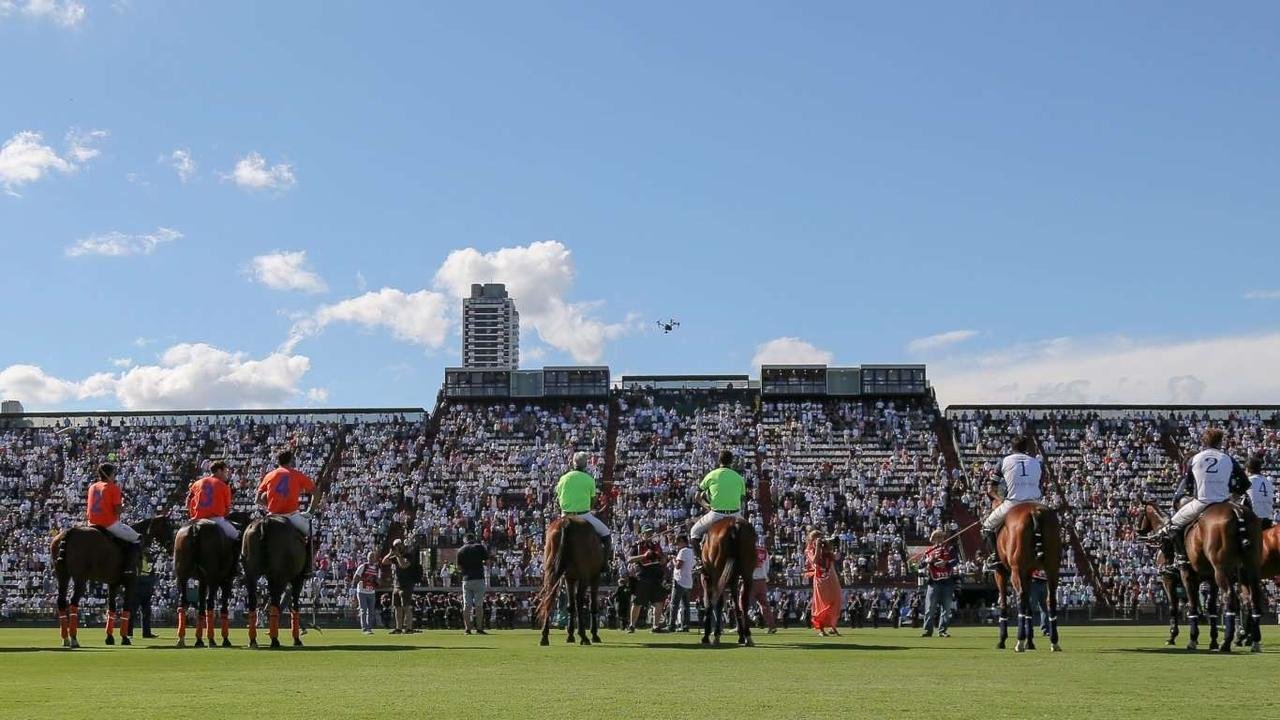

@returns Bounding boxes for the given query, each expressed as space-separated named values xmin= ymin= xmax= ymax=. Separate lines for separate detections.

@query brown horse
xmin=1259 ymin=524 xmax=1280 ymax=578
xmin=242 ymin=516 xmax=310 ymax=649
xmin=992 ymin=502 xmax=1061 ymax=652
xmin=699 ymin=517 xmax=757 ymax=647
xmin=173 ymin=512 xmax=249 ymax=648
xmin=50 ymin=516 xmax=172 ymax=648
xmin=537 ymin=517 xmax=604 ymax=646
xmin=1142 ymin=501 xmax=1264 ymax=652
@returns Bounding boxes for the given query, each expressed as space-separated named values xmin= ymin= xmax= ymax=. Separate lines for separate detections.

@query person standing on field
xmin=457 ymin=533 xmax=489 ymax=635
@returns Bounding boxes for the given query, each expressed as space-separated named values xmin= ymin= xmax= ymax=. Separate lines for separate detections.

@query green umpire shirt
xmin=556 ymin=470 xmax=598 ymax=513
xmin=700 ymin=467 xmax=746 ymax=511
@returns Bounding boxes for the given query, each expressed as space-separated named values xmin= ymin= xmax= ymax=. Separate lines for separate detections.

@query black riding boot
xmin=690 ymin=537 xmax=702 ymax=563
xmin=980 ymin=529 xmax=998 ymax=569
xmin=1171 ymin=526 xmax=1189 ymax=567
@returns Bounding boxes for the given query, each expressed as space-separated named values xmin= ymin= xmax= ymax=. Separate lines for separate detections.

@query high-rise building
xmin=462 ymin=283 xmax=520 ymax=369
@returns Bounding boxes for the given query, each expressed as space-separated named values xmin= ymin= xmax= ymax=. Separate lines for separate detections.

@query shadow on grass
xmin=773 ymin=643 xmax=911 ymax=651
xmin=143 ymin=643 xmax=494 ymax=652
xmin=0 ymin=647 xmax=100 ymax=653
xmin=631 ymin=641 xmax=912 ymax=651
xmin=1100 ymin=646 xmax=1244 ymax=655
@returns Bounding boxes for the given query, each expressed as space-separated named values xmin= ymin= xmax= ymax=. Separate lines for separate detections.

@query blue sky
xmin=2 ymin=1 xmax=1279 ymax=410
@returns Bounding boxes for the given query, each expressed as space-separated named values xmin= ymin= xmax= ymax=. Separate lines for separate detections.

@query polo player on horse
xmin=1149 ymin=428 xmax=1252 ymax=567
xmin=980 ymin=435 xmax=1042 ymax=571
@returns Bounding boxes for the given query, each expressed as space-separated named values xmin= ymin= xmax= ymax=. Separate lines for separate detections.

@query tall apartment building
xmin=462 ymin=283 xmax=520 ymax=369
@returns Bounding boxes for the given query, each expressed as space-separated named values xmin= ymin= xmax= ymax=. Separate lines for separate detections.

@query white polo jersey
xmin=999 ymin=453 xmax=1043 ymax=502
xmin=1189 ymin=449 xmax=1234 ymax=502
xmin=1249 ymin=473 xmax=1274 ymax=520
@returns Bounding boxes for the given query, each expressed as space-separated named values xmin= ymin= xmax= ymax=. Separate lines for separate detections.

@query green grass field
xmin=1 ymin=625 xmax=1276 ymax=719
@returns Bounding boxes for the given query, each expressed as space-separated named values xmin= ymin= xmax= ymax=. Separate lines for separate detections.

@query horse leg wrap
xmin=205 ymin=611 xmax=215 ymax=639
xmin=247 ymin=611 xmax=257 ymax=643
xmin=177 ymin=608 xmax=187 ymax=639
xmin=291 ymin=610 xmax=301 ymax=640
xmin=58 ymin=613 xmax=68 ymax=640
xmin=269 ymin=608 xmax=280 ymax=639
xmin=68 ymin=605 xmax=79 ymax=638
xmin=105 ymin=610 xmax=116 ymax=637
xmin=221 ymin=613 xmax=230 ymax=640
xmin=119 ymin=611 xmax=131 ymax=638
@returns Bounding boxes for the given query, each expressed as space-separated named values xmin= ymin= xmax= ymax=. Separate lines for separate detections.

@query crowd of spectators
xmin=3 ymin=402 xmax=1277 ymax=625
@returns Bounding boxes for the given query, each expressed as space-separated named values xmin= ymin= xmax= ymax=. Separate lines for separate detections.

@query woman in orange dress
xmin=804 ymin=530 xmax=842 ymax=636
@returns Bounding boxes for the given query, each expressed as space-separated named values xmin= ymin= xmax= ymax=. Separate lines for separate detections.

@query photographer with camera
xmin=919 ymin=529 xmax=958 ymax=638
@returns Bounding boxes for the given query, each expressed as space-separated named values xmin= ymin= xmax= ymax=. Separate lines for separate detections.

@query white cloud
xmin=65 ymin=227 xmax=181 ymax=257
xmin=306 ymin=388 xmax=329 ymax=402
xmin=247 ymin=250 xmax=328 ymax=293
xmin=285 ymin=241 xmax=632 ymax=364
xmin=0 ymin=129 xmax=104 ymax=194
xmin=1 ymin=344 xmax=312 ymax=410
xmin=906 ymin=329 xmax=979 ymax=354
xmin=0 ymin=364 xmax=109 ymax=405
xmin=1 ymin=0 xmax=86 ymax=28
xmin=1244 ymin=290 xmax=1280 ymax=300
xmin=109 ymin=357 xmax=133 ymax=368
xmin=751 ymin=337 xmax=834 ymax=368
xmin=933 ymin=332 xmax=1280 ymax=407
xmin=224 ymin=152 xmax=295 ymax=192
xmin=114 ymin=344 xmax=310 ymax=410
xmin=433 ymin=241 xmax=633 ymax=363
xmin=168 ymin=148 xmax=196 ymax=183
xmin=284 ymin=288 xmax=451 ymax=352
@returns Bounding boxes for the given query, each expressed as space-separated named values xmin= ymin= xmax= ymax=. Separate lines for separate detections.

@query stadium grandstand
xmin=2 ymin=365 xmax=1278 ymax=629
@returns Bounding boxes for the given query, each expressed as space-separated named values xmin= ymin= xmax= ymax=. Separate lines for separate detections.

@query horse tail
xmin=53 ymin=531 xmax=69 ymax=579
xmin=536 ymin=522 xmax=570 ymax=627
xmin=1031 ymin=506 xmax=1046 ymax=561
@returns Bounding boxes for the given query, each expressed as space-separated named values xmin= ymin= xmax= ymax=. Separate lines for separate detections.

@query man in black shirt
xmin=381 ymin=539 xmax=419 ymax=634
xmin=457 ymin=533 xmax=489 ymax=635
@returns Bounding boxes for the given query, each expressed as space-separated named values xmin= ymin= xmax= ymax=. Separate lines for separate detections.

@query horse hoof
xmin=176 ymin=639 xmax=186 ymax=648
xmin=1164 ymin=639 xmax=1176 ymax=646
xmin=712 ymin=638 xmax=720 ymax=647
xmin=1218 ymin=645 xmax=1232 ymax=654
xmin=293 ymin=639 xmax=304 ymax=647
xmin=591 ymin=635 xmax=602 ymax=644
xmin=996 ymin=641 xmax=1005 ymax=650
xmin=270 ymin=638 xmax=281 ymax=649
xmin=579 ymin=639 xmax=591 ymax=646
xmin=1051 ymin=643 xmax=1062 ymax=652
xmin=746 ymin=638 xmax=755 ymax=647
xmin=62 ymin=638 xmax=70 ymax=648
xmin=1015 ymin=641 xmax=1026 ymax=653
xmin=1209 ymin=642 xmax=1219 ymax=651
xmin=1026 ymin=642 xmax=1036 ymax=651
xmin=121 ymin=636 xmax=131 ymax=646
xmin=69 ymin=638 xmax=80 ymax=649
xmin=1186 ymin=642 xmax=1198 ymax=651
xmin=539 ymin=638 xmax=549 ymax=647
xmin=194 ymin=640 xmax=205 ymax=648
xmin=248 ymin=639 xmax=258 ymax=649
xmin=222 ymin=639 xmax=233 ymax=648
xmin=700 ymin=637 xmax=710 ymax=645
xmin=565 ymin=636 xmax=574 ymax=644
xmin=105 ymin=635 xmax=115 ymax=646
xmin=1251 ymin=643 xmax=1262 ymax=653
